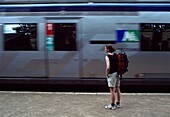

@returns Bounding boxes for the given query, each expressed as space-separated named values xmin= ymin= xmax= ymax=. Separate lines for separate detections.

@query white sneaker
xmin=105 ymin=104 xmax=116 ymax=110
xmin=116 ymin=102 xmax=121 ymax=108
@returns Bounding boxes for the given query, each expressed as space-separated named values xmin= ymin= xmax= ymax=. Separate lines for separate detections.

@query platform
xmin=0 ymin=91 xmax=170 ymax=117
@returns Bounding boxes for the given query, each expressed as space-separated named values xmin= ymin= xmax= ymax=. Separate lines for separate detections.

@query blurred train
xmin=0 ymin=3 xmax=170 ymax=80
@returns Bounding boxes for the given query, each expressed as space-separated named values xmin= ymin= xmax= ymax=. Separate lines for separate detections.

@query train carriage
xmin=0 ymin=3 xmax=170 ymax=92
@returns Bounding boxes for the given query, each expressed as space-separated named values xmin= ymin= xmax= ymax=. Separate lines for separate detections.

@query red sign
xmin=46 ymin=23 xmax=54 ymax=36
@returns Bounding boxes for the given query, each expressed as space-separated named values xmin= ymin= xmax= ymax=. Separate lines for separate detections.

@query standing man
xmin=104 ymin=44 xmax=121 ymax=110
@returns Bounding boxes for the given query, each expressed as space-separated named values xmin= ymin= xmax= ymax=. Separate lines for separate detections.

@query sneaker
xmin=105 ymin=104 xmax=116 ymax=110
xmin=116 ymin=102 xmax=121 ymax=108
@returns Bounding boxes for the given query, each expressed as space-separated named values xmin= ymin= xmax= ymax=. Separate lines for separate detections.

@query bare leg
xmin=105 ymin=87 xmax=116 ymax=109
xmin=110 ymin=87 xmax=115 ymax=104
xmin=116 ymin=86 xmax=121 ymax=103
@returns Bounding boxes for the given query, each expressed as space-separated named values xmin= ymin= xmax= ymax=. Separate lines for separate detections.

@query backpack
xmin=117 ymin=51 xmax=129 ymax=78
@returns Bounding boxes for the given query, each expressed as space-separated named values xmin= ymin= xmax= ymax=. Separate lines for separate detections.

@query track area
xmin=0 ymin=78 xmax=170 ymax=93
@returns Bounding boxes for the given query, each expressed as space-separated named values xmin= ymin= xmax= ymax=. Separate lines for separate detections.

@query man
xmin=104 ymin=44 xmax=121 ymax=110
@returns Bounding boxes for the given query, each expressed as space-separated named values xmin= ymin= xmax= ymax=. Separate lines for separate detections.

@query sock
xmin=116 ymin=102 xmax=120 ymax=105
xmin=111 ymin=103 xmax=115 ymax=106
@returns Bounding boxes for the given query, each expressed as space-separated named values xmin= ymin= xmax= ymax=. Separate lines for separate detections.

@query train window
xmin=3 ymin=23 xmax=37 ymax=51
xmin=54 ymin=23 xmax=77 ymax=51
xmin=140 ymin=23 xmax=170 ymax=51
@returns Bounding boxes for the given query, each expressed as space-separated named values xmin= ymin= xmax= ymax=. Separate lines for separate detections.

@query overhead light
xmin=88 ymin=2 xmax=94 ymax=5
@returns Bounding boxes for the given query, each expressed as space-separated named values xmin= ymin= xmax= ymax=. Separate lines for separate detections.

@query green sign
xmin=117 ymin=30 xmax=139 ymax=42
xmin=46 ymin=36 xmax=54 ymax=51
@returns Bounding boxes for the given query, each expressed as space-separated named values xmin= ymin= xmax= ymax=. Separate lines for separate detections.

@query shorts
xmin=107 ymin=72 xmax=120 ymax=87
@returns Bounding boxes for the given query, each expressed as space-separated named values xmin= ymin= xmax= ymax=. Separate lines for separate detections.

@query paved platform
xmin=0 ymin=92 xmax=170 ymax=117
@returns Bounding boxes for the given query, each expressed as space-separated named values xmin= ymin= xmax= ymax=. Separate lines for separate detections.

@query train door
xmin=46 ymin=18 xmax=82 ymax=78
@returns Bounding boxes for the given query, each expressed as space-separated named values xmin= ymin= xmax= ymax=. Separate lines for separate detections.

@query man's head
xmin=105 ymin=44 xmax=116 ymax=53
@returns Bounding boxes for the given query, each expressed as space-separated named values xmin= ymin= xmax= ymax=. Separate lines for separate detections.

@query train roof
xmin=0 ymin=3 xmax=170 ymax=12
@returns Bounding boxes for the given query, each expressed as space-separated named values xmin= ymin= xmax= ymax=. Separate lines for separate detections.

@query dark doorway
xmin=54 ymin=23 xmax=77 ymax=51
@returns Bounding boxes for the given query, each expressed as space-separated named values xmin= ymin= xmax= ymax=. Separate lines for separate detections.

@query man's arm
xmin=105 ymin=56 xmax=110 ymax=78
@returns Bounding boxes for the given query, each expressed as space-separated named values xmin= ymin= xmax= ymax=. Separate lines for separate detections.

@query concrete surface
xmin=0 ymin=92 xmax=170 ymax=117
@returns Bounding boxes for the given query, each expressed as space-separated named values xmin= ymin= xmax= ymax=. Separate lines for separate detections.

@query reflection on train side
xmin=4 ymin=24 xmax=37 ymax=51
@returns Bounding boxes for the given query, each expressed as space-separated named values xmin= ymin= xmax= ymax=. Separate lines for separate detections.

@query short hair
xmin=105 ymin=44 xmax=116 ymax=52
